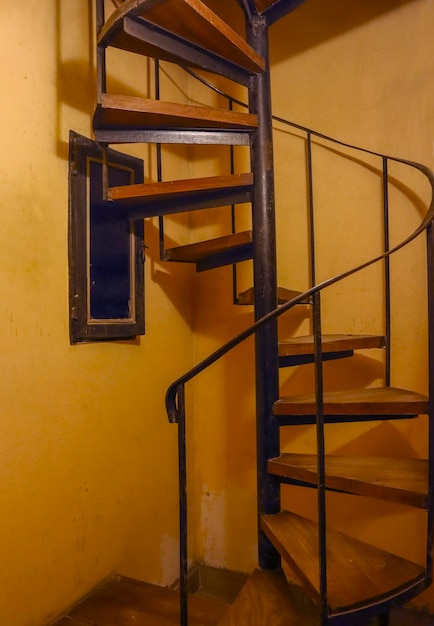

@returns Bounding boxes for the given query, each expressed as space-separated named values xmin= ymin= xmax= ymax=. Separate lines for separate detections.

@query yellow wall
xmin=0 ymin=3 xmax=194 ymax=624
xmin=1 ymin=0 xmax=434 ymax=624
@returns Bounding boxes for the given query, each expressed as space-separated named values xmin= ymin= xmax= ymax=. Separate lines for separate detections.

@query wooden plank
xmin=94 ymin=94 xmax=258 ymax=131
xmin=278 ymin=334 xmax=386 ymax=357
xmin=98 ymin=16 xmax=252 ymax=87
xmin=274 ymin=387 xmax=429 ymax=417
xmin=69 ymin=576 xmax=228 ymax=626
xmin=261 ymin=511 xmax=425 ymax=615
xmin=268 ymin=454 xmax=428 ymax=509
xmin=109 ymin=173 xmax=252 ymax=202
xmin=108 ymin=173 xmax=253 ymax=217
xmin=100 ymin=0 xmax=265 ymax=73
xmin=237 ymin=286 xmax=309 ymax=305
xmin=165 ymin=230 xmax=252 ymax=263
xmin=219 ymin=569 xmax=320 ymax=626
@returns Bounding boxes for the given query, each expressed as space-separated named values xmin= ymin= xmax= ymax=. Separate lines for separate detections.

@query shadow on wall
xmin=270 ymin=0 xmax=420 ymax=64
xmin=55 ymin=0 xmax=94 ymax=160
xmin=55 ymin=0 xmax=154 ymax=161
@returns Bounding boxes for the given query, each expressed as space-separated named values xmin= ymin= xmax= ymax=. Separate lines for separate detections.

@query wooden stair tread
xmin=268 ymin=454 xmax=428 ymax=508
xmin=94 ymin=94 xmax=258 ymax=132
xmin=237 ymin=286 xmax=309 ymax=305
xmin=278 ymin=334 xmax=386 ymax=357
xmin=100 ymin=0 xmax=265 ymax=74
xmin=108 ymin=173 xmax=253 ymax=217
xmin=261 ymin=510 xmax=425 ymax=615
xmin=218 ymin=568 xmax=320 ymax=626
xmin=165 ymin=230 xmax=253 ymax=263
xmin=67 ymin=575 xmax=228 ymax=626
xmin=274 ymin=387 xmax=429 ymax=417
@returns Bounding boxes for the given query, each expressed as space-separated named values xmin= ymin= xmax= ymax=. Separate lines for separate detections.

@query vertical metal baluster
xmin=426 ymin=222 xmax=434 ymax=582
xmin=155 ymin=59 xmax=165 ymax=260
xmin=96 ymin=1 xmax=108 ymax=200
xmin=177 ymin=383 xmax=188 ymax=626
xmin=307 ymin=131 xmax=316 ymax=288
xmin=229 ymin=98 xmax=239 ymax=304
xmin=313 ymin=291 xmax=327 ymax=623
xmin=95 ymin=0 xmax=106 ymax=104
xmin=383 ymin=157 xmax=391 ymax=386
xmin=309 ymin=132 xmax=327 ymax=621
xmin=378 ymin=156 xmax=391 ymax=626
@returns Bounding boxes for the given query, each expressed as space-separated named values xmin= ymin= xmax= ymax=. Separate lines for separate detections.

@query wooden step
xmin=237 ymin=286 xmax=310 ymax=305
xmin=93 ymin=94 xmax=258 ymax=144
xmin=268 ymin=454 xmax=428 ymax=508
xmin=108 ymin=173 xmax=253 ymax=219
xmin=261 ymin=510 xmax=425 ymax=616
xmin=218 ymin=568 xmax=320 ymax=626
xmin=63 ymin=575 xmax=228 ymax=626
xmin=274 ymin=387 xmax=429 ymax=421
xmin=94 ymin=94 xmax=258 ymax=132
xmin=164 ymin=230 xmax=253 ymax=271
xmin=279 ymin=334 xmax=386 ymax=358
xmin=99 ymin=0 xmax=265 ymax=75
xmin=278 ymin=334 xmax=386 ymax=367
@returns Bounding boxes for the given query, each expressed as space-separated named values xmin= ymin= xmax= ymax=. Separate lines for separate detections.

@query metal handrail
xmin=167 ymin=64 xmax=434 ymax=624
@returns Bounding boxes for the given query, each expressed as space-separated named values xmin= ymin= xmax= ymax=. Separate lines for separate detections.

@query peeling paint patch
xmin=159 ymin=534 xmax=179 ymax=587
xmin=200 ymin=486 xmax=226 ymax=568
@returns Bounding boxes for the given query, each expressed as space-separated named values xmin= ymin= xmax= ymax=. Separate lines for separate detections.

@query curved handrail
xmin=166 ymin=152 xmax=434 ymax=422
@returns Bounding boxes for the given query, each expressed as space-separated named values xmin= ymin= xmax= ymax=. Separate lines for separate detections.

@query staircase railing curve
xmin=164 ymin=121 xmax=434 ymax=624
xmin=166 ymin=156 xmax=434 ymax=421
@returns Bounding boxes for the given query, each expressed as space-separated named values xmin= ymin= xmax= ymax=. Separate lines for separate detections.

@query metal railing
xmin=162 ymin=91 xmax=434 ymax=622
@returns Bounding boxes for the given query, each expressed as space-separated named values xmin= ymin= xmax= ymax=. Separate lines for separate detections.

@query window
xmin=68 ymin=131 xmax=145 ymax=343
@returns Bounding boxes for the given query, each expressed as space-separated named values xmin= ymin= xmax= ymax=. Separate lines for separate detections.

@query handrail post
xmin=177 ymin=383 xmax=188 ymax=626
xmin=382 ymin=157 xmax=391 ymax=386
xmin=313 ymin=291 xmax=327 ymax=620
xmin=426 ymin=223 xmax=434 ymax=580
xmin=95 ymin=0 xmax=106 ymax=104
xmin=307 ymin=131 xmax=316 ymax=288
xmin=229 ymin=97 xmax=239 ymax=304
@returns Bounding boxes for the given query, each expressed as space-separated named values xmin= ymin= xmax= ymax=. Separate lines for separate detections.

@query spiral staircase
xmin=88 ymin=1 xmax=434 ymax=624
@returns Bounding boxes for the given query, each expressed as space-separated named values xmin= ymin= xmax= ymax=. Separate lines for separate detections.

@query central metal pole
xmin=247 ymin=16 xmax=281 ymax=570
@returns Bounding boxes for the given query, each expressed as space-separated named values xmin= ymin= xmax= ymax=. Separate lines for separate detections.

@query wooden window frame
xmin=68 ymin=131 xmax=145 ymax=343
